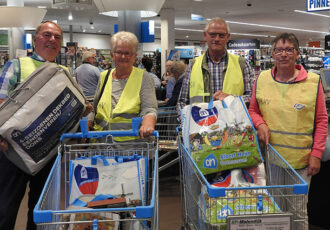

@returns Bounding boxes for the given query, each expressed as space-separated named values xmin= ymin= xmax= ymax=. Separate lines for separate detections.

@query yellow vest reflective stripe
xmin=256 ymin=70 xmax=319 ymax=169
xmin=94 ymin=67 xmax=143 ymax=141
xmin=189 ymin=53 xmax=244 ymax=103
xmin=19 ymin=57 xmax=69 ymax=82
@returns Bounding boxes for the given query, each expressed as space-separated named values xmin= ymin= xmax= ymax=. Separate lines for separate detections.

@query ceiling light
xmin=231 ymin=32 xmax=276 ymax=38
xmin=68 ymin=11 xmax=73 ymax=20
xmin=294 ymin=9 xmax=330 ymax=18
xmin=37 ymin=6 xmax=47 ymax=9
xmin=82 ymin=29 xmax=86 ymax=32
xmin=52 ymin=20 xmax=58 ymax=24
xmin=226 ymin=20 xmax=329 ymax=34
xmin=100 ymin=10 xmax=157 ymax=18
xmin=98 ymin=30 xmax=102 ymax=32
xmin=90 ymin=25 xmax=94 ymax=29
xmin=156 ymin=26 xmax=276 ymax=38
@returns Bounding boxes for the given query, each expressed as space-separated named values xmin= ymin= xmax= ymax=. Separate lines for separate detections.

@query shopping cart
xmin=178 ymin=134 xmax=308 ymax=230
xmin=34 ymin=118 xmax=159 ymax=230
xmin=155 ymin=106 xmax=180 ymax=172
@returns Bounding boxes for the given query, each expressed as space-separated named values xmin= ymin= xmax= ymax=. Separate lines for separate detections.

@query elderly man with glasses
xmin=177 ymin=17 xmax=255 ymax=111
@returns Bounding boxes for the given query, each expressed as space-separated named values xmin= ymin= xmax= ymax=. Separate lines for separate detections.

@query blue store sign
xmin=307 ymin=0 xmax=330 ymax=12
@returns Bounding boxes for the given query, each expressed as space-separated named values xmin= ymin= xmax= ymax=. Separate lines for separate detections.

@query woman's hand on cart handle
xmin=308 ymin=156 xmax=321 ymax=176
xmin=257 ymin=123 xmax=270 ymax=145
xmin=140 ymin=114 xmax=156 ymax=139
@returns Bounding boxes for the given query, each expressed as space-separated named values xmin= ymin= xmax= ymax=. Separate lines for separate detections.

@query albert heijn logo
xmin=203 ymin=153 xmax=218 ymax=169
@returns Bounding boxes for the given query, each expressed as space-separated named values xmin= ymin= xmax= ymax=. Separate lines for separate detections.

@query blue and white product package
xmin=0 ymin=62 xmax=87 ymax=175
xmin=181 ymin=96 xmax=262 ymax=175
xmin=69 ymin=155 xmax=147 ymax=206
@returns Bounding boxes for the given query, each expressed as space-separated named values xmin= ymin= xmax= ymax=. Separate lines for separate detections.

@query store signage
xmin=167 ymin=48 xmax=194 ymax=60
xmin=325 ymin=35 xmax=330 ymax=50
xmin=307 ymin=0 xmax=330 ymax=11
xmin=323 ymin=56 xmax=330 ymax=69
xmin=227 ymin=39 xmax=260 ymax=50
xmin=308 ymin=41 xmax=321 ymax=48
xmin=141 ymin=21 xmax=155 ymax=43
xmin=191 ymin=14 xmax=203 ymax=21
xmin=114 ymin=22 xmax=154 ymax=43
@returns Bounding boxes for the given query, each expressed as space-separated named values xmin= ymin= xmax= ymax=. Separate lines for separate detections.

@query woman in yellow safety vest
xmin=248 ymin=33 xmax=328 ymax=228
xmin=249 ymin=33 xmax=328 ymax=177
xmin=89 ymin=31 xmax=157 ymax=141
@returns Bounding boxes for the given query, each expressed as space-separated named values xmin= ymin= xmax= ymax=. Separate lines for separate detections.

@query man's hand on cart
xmin=256 ymin=123 xmax=270 ymax=145
xmin=213 ymin=90 xmax=229 ymax=101
xmin=140 ymin=114 xmax=156 ymax=139
xmin=83 ymin=103 xmax=94 ymax=117
xmin=0 ymin=137 xmax=8 ymax=151
xmin=308 ymin=155 xmax=321 ymax=176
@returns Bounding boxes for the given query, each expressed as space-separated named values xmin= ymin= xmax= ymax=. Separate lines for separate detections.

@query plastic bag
xmin=181 ymin=96 xmax=262 ymax=175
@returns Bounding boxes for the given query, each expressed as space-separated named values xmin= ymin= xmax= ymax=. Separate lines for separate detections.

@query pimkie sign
xmin=307 ymin=0 xmax=330 ymax=11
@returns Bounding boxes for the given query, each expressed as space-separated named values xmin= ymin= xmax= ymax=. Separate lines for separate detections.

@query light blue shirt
xmin=166 ymin=76 xmax=175 ymax=99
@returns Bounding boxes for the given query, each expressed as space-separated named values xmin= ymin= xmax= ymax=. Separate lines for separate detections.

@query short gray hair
xmin=35 ymin=21 xmax=63 ymax=37
xmin=170 ymin=61 xmax=187 ymax=76
xmin=110 ymin=31 xmax=139 ymax=53
xmin=204 ymin=17 xmax=230 ymax=33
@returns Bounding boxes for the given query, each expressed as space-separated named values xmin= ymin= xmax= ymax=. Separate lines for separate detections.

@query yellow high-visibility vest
xmin=19 ymin=57 xmax=68 ymax=82
xmin=256 ymin=69 xmax=319 ymax=169
xmin=94 ymin=67 xmax=143 ymax=141
xmin=189 ymin=53 xmax=244 ymax=103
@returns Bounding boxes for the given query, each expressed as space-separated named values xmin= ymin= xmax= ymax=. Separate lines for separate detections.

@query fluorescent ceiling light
xmin=101 ymin=10 xmax=157 ymax=18
xmin=149 ymin=20 xmax=155 ymax=35
xmin=173 ymin=27 xmax=274 ymax=37
xmin=231 ymin=32 xmax=276 ymax=38
xmin=226 ymin=20 xmax=328 ymax=34
xmin=37 ymin=6 xmax=47 ymax=9
xmin=68 ymin=11 xmax=73 ymax=20
xmin=294 ymin=9 xmax=330 ymax=18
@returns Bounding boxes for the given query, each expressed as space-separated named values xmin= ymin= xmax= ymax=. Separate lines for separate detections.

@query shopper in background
xmin=161 ymin=60 xmax=173 ymax=85
xmin=0 ymin=21 xmax=92 ymax=230
xmin=141 ymin=56 xmax=161 ymax=88
xmin=74 ymin=51 xmax=100 ymax=97
xmin=248 ymin=33 xmax=328 ymax=228
xmin=177 ymin=17 xmax=255 ymax=111
xmin=90 ymin=31 xmax=157 ymax=139
xmin=165 ymin=60 xmax=187 ymax=106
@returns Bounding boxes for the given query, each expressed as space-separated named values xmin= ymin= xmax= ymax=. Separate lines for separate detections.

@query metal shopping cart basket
xmin=34 ymin=118 xmax=159 ymax=230
xmin=155 ymin=106 xmax=179 ymax=172
xmin=178 ymin=133 xmax=308 ymax=230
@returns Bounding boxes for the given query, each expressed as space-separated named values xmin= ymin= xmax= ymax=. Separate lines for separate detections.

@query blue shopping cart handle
xmin=60 ymin=117 xmax=158 ymax=141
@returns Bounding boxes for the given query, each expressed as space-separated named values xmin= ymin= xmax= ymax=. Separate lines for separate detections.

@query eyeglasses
xmin=114 ymin=51 xmax=135 ymax=57
xmin=206 ymin=32 xmax=228 ymax=39
xmin=273 ymin=47 xmax=296 ymax=55
xmin=42 ymin=32 xmax=62 ymax=40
